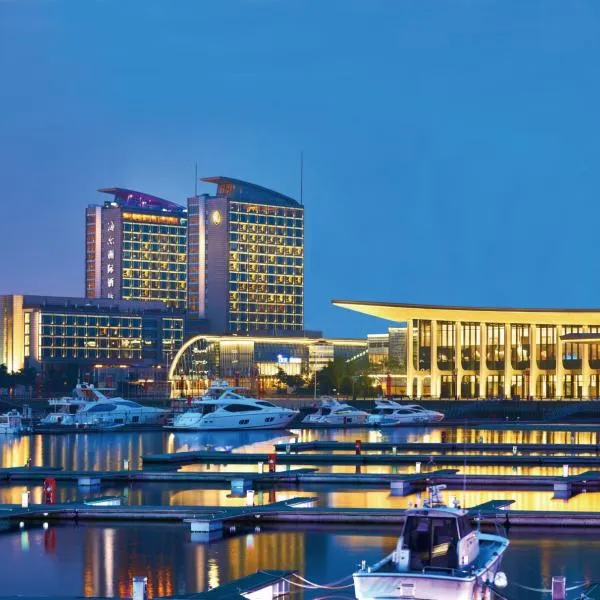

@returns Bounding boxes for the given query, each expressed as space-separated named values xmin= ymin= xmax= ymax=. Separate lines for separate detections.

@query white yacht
xmin=367 ymin=399 xmax=444 ymax=426
xmin=0 ymin=410 xmax=24 ymax=434
xmin=168 ymin=381 xmax=298 ymax=431
xmin=302 ymin=397 xmax=369 ymax=426
xmin=40 ymin=383 xmax=167 ymax=428
xmin=353 ymin=487 xmax=509 ymax=600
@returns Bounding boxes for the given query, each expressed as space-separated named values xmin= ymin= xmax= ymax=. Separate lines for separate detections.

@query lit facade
xmin=187 ymin=177 xmax=304 ymax=334
xmin=0 ymin=295 xmax=185 ymax=374
xmin=86 ymin=188 xmax=187 ymax=309
xmin=335 ymin=299 xmax=600 ymax=399
xmin=168 ymin=334 xmax=366 ymax=396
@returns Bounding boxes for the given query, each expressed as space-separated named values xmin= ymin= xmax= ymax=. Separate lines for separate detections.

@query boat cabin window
xmin=321 ymin=408 xmax=332 ymax=415
xmin=403 ymin=516 xmax=459 ymax=570
xmin=458 ymin=515 xmax=473 ymax=537
xmin=86 ymin=404 xmax=117 ymax=413
xmin=256 ymin=401 xmax=276 ymax=408
xmin=222 ymin=404 xmax=257 ymax=412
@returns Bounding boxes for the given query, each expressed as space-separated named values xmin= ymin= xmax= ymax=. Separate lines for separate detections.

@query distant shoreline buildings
xmin=0 ymin=177 xmax=367 ymax=396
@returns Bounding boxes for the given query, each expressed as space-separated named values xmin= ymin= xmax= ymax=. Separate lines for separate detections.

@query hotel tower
xmin=187 ymin=177 xmax=304 ymax=334
xmin=85 ymin=188 xmax=187 ymax=309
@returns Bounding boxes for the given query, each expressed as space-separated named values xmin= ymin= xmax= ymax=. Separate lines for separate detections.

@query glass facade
xmin=187 ymin=198 xmax=201 ymax=314
xmin=38 ymin=312 xmax=143 ymax=360
xmin=343 ymin=302 xmax=600 ymax=400
xmin=169 ymin=335 xmax=367 ymax=397
xmin=228 ymin=201 xmax=303 ymax=333
xmin=121 ymin=215 xmax=187 ymax=308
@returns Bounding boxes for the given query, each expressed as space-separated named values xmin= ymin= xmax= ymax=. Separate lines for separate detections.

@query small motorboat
xmin=367 ymin=399 xmax=444 ymax=426
xmin=353 ymin=486 xmax=509 ymax=600
xmin=0 ymin=409 xmax=24 ymax=435
xmin=302 ymin=397 xmax=369 ymax=426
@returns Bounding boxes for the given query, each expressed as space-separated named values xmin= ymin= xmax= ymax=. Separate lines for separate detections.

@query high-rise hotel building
xmin=188 ymin=177 xmax=304 ymax=334
xmin=85 ymin=188 xmax=187 ymax=309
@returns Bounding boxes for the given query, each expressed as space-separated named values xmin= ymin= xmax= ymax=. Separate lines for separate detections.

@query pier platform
xmin=4 ymin=496 xmax=600 ymax=528
xmin=141 ymin=449 xmax=600 ymax=468
xmin=273 ymin=440 xmax=600 ymax=454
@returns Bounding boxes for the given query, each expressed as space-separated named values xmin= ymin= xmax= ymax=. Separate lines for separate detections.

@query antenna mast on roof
xmin=300 ymin=151 xmax=304 ymax=205
xmin=194 ymin=163 xmax=198 ymax=197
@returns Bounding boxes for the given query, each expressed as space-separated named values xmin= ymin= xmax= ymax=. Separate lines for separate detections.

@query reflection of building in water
xmin=82 ymin=526 xmax=178 ymax=599
xmin=224 ymin=531 xmax=305 ymax=584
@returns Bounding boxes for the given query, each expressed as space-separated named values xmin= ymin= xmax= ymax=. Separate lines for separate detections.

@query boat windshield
xmin=403 ymin=516 xmax=459 ymax=570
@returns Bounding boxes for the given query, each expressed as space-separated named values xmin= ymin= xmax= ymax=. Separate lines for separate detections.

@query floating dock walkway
xmin=141 ymin=449 xmax=600 ymax=468
xmin=3 ymin=496 xmax=600 ymax=528
xmin=273 ymin=440 xmax=600 ymax=454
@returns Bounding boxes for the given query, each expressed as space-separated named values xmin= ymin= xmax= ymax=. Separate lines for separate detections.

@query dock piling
xmin=188 ymin=518 xmax=223 ymax=542
xmin=78 ymin=476 xmax=101 ymax=487
xmin=551 ymin=576 xmax=566 ymax=600
xmin=132 ymin=576 xmax=147 ymax=600
xmin=231 ymin=478 xmax=253 ymax=495
xmin=390 ymin=480 xmax=412 ymax=496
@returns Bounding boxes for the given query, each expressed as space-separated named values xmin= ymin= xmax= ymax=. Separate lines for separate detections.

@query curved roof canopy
xmin=98 ymin=187 xmax=184 ymax=213
xmin=201 ymin=176 xmax=300 ymax=208
xmin=332 ymin=299 xmax=600 ymax=326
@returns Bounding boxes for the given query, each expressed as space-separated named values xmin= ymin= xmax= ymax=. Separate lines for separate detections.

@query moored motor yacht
xmin=302 ymin=397 xmax=369 ymax=426
xmin=367 ymin=399 xmax=444 ymax=426
xmin=167 ymin=381 xmax=298 ymax=431
xmin=0 ymin=410 xmax=25 ymax=435
xmin=353 ymin=486 xmax=509 ymax=600
xmin=39 ymin=383 xmax=167 ymax=428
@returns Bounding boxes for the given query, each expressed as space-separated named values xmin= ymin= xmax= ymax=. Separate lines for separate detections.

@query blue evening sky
xmin=1 ymin=1 xmax=600 ymax=338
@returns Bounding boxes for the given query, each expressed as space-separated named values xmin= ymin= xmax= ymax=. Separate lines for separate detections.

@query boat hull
xmin=367 ymin=414 xmax=444 ymax=427
xmin=354 ymin=550 xmax=504 ymax=600
xmin=167 ymin=411 xmax=298 ymax=431
xmin=302 ymin=414 xmax=368 ymax=426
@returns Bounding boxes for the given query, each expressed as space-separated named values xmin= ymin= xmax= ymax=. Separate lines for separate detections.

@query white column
xmin=582 ymin=325 xmax=590 ymax=400
xmin=430 ymin=319 xmax=439 ymax=399
xmin=479 ymin=322 xmax=488 ymax=399
xmin=529 ymin=324 xmax=538 ymax=400
xmin=556 ymin=325 xmax=564 ymax=399
xmin=455 ymin=321 xmax=463 ymax=399
xmin=504 ymin=323 xmax=513 ymax=399
xmin=406 ymin=319 xmax=414 ymax=398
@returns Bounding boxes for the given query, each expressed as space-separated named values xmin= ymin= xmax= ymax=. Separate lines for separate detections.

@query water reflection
xmin=1 ymin=523 xmax=600 ymax=599
xmin=2 ymin=479 xmax=600 ymax=512
xmin=2 ymin=427 xmax=599 ymax=471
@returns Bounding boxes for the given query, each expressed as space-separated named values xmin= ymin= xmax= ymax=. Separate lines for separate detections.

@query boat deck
xmin=372 ymin=535 xmax=507 ymax=580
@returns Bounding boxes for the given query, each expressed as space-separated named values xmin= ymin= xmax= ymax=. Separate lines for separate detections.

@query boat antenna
xmin=462 ymin=416 xmax=468 ymax=509
xmin=194 ymin=162 xmax=198 ymax=197
xmin=299 ymin=151 xmax=304 ymax=205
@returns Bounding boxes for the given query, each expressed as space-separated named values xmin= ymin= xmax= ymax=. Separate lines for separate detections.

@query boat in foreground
xmin=367 ymin=399 xmax=444 ymax=426
xmin=302 ymin=397 xmax=369 ymax=426
xmin=0 ymin=410 xmax=25 ymax=434
xmin=353 ymin=488 xmax=509 ymax=600
xmin=168 ymin=381 xmax=298 ymax=431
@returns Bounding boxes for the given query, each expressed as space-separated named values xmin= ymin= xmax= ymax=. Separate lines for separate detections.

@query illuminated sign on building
xmin=277 ymin=354 xmax=302 ymax=365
